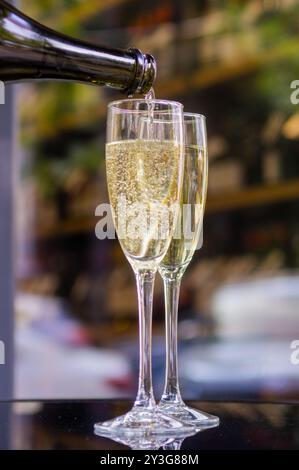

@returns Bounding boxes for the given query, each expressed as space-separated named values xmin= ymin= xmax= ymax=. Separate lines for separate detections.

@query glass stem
xmin=161 ymin=275 xmax=183 ymax=404
xmin=134 ymin=268 xmax=156 ymax=409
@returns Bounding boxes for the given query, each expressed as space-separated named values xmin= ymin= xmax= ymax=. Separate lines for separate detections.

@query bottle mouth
xmin=126 ymin=48 xmax=156 ymax=96
xmin=137 ymin=53 xmax=156 ymax=95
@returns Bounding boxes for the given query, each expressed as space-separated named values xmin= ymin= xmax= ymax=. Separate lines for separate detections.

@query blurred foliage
xmin=19 ymin=0 xmax=299 ymax=146
xmin=18 ymin=0 xmax=299 ymax=202
xmin=19 ymin=83 xmax=102 ymax=146
xmin=21 ymin=0 xmax=84 ymax=35
xmin=19 ymin=0 xmax=108 ymax=200
xmin=255 ymin=59 xmax=299 ymax=114
xmin=29 ymin=140 xmax=105 ymax=201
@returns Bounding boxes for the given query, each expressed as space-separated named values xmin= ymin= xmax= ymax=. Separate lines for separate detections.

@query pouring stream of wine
xmin=145 ymin=88 xmax=155 ymax=139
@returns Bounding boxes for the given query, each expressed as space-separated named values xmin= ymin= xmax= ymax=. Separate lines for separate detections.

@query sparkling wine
xmin=106 ymin=139 xmax=182 ymax=266
xmin=159 ymin=145 xmax=208 ymax=272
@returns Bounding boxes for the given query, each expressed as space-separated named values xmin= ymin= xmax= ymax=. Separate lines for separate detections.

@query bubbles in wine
xmin=106 ymin=139 xmax=181 ymax=265
xmin=159 ymin=145 xmax=208 ymax=272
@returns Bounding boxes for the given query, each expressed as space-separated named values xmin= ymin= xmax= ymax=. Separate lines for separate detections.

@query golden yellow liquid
xmin=159 ymin=145 xmax=207 ymax=271
xmin=106 ymin=139 xmax=182 ymax=266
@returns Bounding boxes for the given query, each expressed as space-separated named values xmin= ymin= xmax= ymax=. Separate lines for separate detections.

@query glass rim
xmin=108 ymin=98 xmax=184 ymax=113
xmin=184 ymin=112 xmax=206 ymax=120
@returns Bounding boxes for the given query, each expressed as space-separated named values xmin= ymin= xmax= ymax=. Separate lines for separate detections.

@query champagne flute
xmin=158 ymin=113 xmax=219 ymax=427
xmin=94 ymin=99 xmax=191 ymax=436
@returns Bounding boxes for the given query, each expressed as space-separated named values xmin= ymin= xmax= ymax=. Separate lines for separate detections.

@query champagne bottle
xmin=0 ymin=1 xmax=156 ymax=95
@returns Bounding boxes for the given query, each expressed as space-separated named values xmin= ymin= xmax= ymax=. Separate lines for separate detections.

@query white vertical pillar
xmin=0 ymin=83 xmax=14 ymax=404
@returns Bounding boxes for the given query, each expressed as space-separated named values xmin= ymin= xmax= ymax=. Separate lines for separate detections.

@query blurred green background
xmin=14 ymin=0 xmax=299 ymax=401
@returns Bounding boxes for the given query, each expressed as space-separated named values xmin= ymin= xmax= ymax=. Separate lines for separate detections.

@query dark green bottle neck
xmin=0 ymin=0 xmax=156 ymax=95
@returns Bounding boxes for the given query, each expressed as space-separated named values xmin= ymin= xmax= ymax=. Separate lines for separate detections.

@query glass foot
xmin=158 ymin=401 xmax=219 ymax=428
xmin=94 ymin=406 xmax=193 ymax=437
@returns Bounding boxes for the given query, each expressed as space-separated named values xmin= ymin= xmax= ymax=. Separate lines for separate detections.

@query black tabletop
xmin=0 ymin=400 xmax=299 ymax=450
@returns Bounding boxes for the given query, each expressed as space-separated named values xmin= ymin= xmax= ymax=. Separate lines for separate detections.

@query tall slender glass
xmin=158 ymin=113 xmax=219 ymax=427
xmin=94 ymin=99 xmax=191 ymax=436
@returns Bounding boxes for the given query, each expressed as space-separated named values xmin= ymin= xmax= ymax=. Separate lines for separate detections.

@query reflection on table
xmin=1 ymin=400 xmax=298 ymax=450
